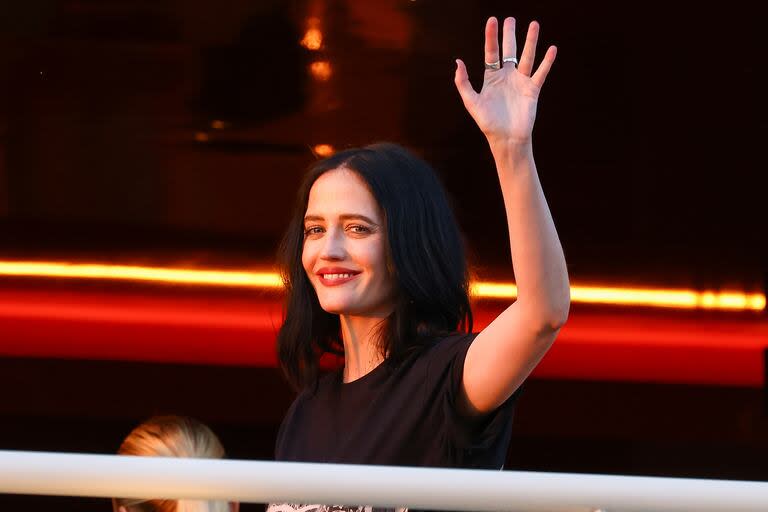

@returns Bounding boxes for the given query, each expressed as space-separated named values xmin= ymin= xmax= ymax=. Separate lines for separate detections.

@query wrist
xmin=488 ymin=138 xmax=534 ymax=165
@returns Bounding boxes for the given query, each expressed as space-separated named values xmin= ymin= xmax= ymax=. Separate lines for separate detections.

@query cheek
xmin=365 ymin=240 xmax=392 ymax=283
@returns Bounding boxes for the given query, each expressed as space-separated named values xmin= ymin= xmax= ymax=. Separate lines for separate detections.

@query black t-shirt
xmin=268 ymin=332 xmax=521 ymax=512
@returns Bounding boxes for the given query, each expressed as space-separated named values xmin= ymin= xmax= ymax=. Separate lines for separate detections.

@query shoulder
xmin=423 ymin=331 xmax=479 ymax=367
xmin=280 ymin=369 xmax=340 ymax=424
xmin=416 ymin=331 xmax=479 ymax=391
xmin=293 ymin=369 xmax=340 ymax=406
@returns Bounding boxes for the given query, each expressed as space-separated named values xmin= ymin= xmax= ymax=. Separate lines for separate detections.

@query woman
xmin=113 ymin=415 xmax=239 ymax=512
xmin=270 ymin=16 xmax=568 ymax=511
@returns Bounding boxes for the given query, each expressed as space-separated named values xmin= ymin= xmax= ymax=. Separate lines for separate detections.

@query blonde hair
xmin=114 ymin=416 xmax=230 ymax=512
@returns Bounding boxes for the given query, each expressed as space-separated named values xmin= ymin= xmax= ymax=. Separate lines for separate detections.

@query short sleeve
xmin=426 ymin=333 xmax=522 ymax=468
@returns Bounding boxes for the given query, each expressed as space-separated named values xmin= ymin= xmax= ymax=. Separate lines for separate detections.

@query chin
xmin=317 ymin=300 xmax=352 ymax=315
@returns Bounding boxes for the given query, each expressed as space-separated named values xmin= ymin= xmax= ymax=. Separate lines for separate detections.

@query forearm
xmin=490 ymin=140 xmax=570 ymax=328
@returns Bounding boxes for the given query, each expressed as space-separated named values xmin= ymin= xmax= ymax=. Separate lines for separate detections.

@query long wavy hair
xmin=277 ymin=142 xmax=473 ymax=390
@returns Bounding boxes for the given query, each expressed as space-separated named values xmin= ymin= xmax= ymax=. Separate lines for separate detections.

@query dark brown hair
xmin=277 ymin=143 xmax=473 ymax=390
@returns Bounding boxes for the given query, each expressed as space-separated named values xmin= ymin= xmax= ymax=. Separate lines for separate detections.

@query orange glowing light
xmin=309 ymin=60 xmax=332 ymax=81
xmin=473 ymin=281 xmax=765 ymax=311
xmin=0 ymin=261 xmax=764 ymax=312
xmin=210 ymin=120 xmax=227 ymax=130
xmin=0 ymin=261 xmax=282 ymax=289
xmin=313 ymin=144 xmax=334 ymax=157
xmin=301 ymin=28 xmax=323 ymax=50
xmin=194 ymin=132 xmax=209 ymax=142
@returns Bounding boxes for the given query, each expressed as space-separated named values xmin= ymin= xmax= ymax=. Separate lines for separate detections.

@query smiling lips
xmin=316 ymin=268 xmax=361 ymax=287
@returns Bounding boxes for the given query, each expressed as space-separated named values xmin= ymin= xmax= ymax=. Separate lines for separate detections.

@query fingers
xmin=517 ymin=21 xmax=540 ymax=77
xmin=531 ymin=45 xmax=557 ymax=88
xmin=477 ymin=16 xmax=556 ymax=89
xmin=501 ymin=17 xmax=517 ymax=64
xmin=454 ymin=59 xmax=478 ymax=113
xmin=484 ymin=17 xmax=500 ymax=66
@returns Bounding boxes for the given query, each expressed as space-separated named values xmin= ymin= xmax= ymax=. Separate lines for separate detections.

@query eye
xmin=348 ymin=224 xmax=370 ymax=234
xmin=304 ymin=226 xmax=324 ymax=236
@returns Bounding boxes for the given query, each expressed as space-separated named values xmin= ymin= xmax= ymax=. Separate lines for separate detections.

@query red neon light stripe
xmin=0 ymin=289 xmax=765 ymax=387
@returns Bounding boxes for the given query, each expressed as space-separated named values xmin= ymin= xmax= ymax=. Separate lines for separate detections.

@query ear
xmin=119 ymin=507 xmax=130 ymax=512
xmin=229 ymin=501 xmax=240 ymax=512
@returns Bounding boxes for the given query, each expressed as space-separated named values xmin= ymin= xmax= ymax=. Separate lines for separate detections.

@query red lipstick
xmin=316 ymin=267 xmax=361 ymax=287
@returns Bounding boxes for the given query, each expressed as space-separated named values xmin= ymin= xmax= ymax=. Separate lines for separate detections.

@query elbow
xmin=526 ymin=305 xmax=569 ymax=336
xmin=547 ymin=305 xmax=569 ymax=331
xmin=542 ymin=296 xmax=570 ymax=332
xmin=519 ymin=290 xmax=571 ymax=333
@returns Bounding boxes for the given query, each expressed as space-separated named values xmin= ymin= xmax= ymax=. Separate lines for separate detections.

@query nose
xmin=319 ymin=227 xmax=346 ymax=261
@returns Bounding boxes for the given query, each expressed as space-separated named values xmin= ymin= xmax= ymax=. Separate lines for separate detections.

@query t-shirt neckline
xmin=338 ymin=358 xmax=389 ymax=388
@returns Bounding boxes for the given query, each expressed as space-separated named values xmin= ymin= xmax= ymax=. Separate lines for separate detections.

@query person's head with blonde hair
xmin=113 ymin=415 xmax=238 ymax=512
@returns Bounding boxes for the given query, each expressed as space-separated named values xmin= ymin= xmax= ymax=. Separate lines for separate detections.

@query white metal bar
xmin=1 ymin=450 xmax=767 ymax=512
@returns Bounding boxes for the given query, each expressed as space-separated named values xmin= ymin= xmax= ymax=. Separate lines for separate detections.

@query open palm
xmin=455 ymin=17 xmax=556 ymax=145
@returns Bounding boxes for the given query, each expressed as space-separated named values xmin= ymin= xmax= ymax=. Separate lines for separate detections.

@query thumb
xmin=454 ymin=59 xmax=478 ymax=114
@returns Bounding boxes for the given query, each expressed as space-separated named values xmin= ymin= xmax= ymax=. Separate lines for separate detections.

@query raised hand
xmin=454 ymin=17 xmax=556 ymax=146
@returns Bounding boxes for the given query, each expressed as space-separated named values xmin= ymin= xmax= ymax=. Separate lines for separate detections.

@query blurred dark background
xmin=1 ymin=0 xmax=764 ymax=286
xmin=0 ymin=0 xmax=766 ymax=510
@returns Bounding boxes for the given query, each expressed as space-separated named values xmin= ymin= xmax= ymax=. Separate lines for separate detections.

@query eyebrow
xmin=303 ymin=214 xmax=379 ymax=226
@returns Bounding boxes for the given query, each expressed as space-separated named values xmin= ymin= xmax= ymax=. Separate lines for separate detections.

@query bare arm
xmin=454 ymin=17 xmax=570 ymax=415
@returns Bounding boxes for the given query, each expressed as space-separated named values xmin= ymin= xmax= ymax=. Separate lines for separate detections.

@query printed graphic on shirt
xmin=266 ymin=504 xmax=407 ymax=512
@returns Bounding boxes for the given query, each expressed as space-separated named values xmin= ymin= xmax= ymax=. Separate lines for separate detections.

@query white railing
xmin=1 ymin=450 xmax=767 ymax=511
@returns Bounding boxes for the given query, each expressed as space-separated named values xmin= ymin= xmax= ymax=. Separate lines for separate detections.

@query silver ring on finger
xmin=484 ymin=60 xmax=501 ymax=71
xmin=502 ymin=57 xmax=517 ymax=67
xmin=503 ymin=56 xmax=518 ymax=67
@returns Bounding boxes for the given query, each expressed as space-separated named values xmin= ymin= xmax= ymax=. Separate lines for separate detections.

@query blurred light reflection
xmin=0 ymin=261 xmax=764 ymax=311
xmin=313 ymin=144 xmax=334 ymax=157
xmin=301 ymin=17 xmax=323 ymax=50
xmin=309 ymin=60 xmax=332 ymax=81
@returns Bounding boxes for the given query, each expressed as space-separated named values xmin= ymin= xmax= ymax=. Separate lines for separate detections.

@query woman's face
xmin=302 ymin=168 xmax=396 ymax=317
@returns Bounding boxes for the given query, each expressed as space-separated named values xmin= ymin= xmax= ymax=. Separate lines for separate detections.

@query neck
xmin=340 ymin=313 xmax=389 ymax=383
